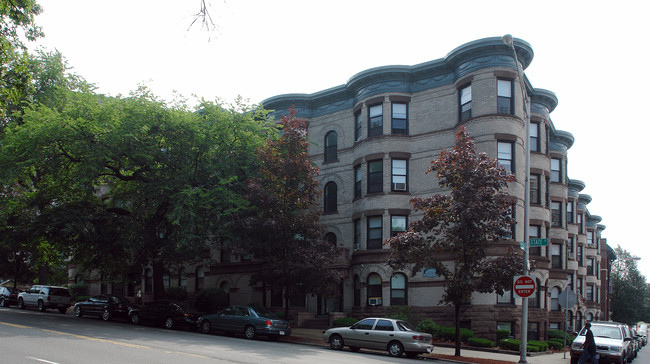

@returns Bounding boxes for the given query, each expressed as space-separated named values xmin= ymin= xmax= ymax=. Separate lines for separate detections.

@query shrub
xmin=416 ymin=319 xmax=440 ymax=337
xmin=164 ymin=287 xmax=188 ymax=301
xmin=68 ymin=284 xmax=87 ymax=300
xmin=468 ymin=337 xmax=494 ymax=348
xmin=499 ymin=338 xmax=520 ymax=351
xmin=528 ymin=340 xmax=548 ymax=351
xmin=384 ymin=305 xmax=422 ymax=324
xmin=333 ymin=317 xmax=359 ymax=327
xmin=193 ymin=288 xmax=228 ymax=313
xmin=548 ymin=329 xmax=574 ymax=345
xmin=496 ymin=329 xmax=510 ymax=341
xmin=526 ymin=344 xmax=540 ymax=352
xmin=547 ymin=340 xmax=564 ymax=350
xmin=438 ymin=326 xmax=474 ymax=342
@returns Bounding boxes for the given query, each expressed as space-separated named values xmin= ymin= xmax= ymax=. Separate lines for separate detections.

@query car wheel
xmin=58 ymin=307 xmax=67 ymax=314
xmin=388 ymin=341 xmax=404 ymax=357
xmin=0 ymin=297 xmax=5 ymax=307
xmin=329 ymin=334 xmax=344 ymax=350
xmin=75 ymin=306 xmax=83 ymax=317
xmin=164 ymin=317 xmax=174 ymax=330
xmin=200 ymin=320 xmax=211 ymax=334
xmin=18 ymin=298 xmax=25 ymax=309
xmin=244 ymin=325 xmax=256 ymax=339
xmin=37 ymin=300 xmax=46 ymax=312
xmin=130 ymin=313 xmax=140 ymax=325
xmin=101 ymin=308 xmax=111 ymax=321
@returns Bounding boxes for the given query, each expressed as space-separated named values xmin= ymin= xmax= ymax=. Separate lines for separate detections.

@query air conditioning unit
xmin=568 ymin=253 xmax=574 ymax=259
xmin=368 ymin=297 xmax=382 ymax=306
xmin=353 ymin=243 xmax=360 ymax=251
xmin=392 ymin=183 xmax=407 ymax=191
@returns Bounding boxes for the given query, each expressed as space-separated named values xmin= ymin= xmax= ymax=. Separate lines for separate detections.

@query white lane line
xmin=26 ymin=357 xmax=60 ymax=364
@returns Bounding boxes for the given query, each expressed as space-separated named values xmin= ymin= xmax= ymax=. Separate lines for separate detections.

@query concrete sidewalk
xmin=288 ymin=328 xmax=571 ymax=364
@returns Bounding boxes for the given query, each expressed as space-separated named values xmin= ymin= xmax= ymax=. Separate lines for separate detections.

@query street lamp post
xmin=502 ymin=34 xmax=531 ymax=364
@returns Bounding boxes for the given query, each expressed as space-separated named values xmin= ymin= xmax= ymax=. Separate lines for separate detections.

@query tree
xmin=611 ymin=246 xmax=650 ymax=324
xmin=242 ymin=107 xmax=342 ymax=317
xmin=386 ymin=126 xmax=523 ymax=356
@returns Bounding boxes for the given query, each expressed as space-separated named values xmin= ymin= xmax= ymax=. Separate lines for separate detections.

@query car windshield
xmin=396 ymin=321 xmax=417 ymax=331
xmin=588 ymin=325 xmax=622 ymax=339
xmin=252 ymin=308 xmax=279 ymax=319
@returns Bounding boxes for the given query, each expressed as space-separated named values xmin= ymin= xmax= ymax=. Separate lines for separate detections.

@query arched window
xmin=324 ymin=131 xmax=337 ymax=162
xmin=367 ymin=273 xmax=382 ymax=306
xmin=325 ymin=232 xmax=337 ymax=247
xmin=195 ymin=265 xmax=206 ymax=291
xmin=390 ymin=273 xmax=407 ymax=306
xmin=586 ymin=312 xmax=593 ymax=322
xmin=145 ymin=268 xmax=153 ymax=293
xmin=353 ymin=275 xmax=361 ymax=307
xmin=551 ymin=286 xmax=561 ymax=311
xmin=324 ymin=182 xmax=337 ymax=214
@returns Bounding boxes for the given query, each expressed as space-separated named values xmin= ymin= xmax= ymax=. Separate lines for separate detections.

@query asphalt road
xmin=0 ymin=307 xmax=451 ymax=364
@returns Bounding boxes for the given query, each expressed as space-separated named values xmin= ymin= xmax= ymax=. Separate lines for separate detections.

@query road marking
xmin=1 ymin=322 xmax=31 ymax=329
xmin=165 ymin=351 xmax=211 ymax=359
xmin=26 ymin=357 xmax=59 ymax=364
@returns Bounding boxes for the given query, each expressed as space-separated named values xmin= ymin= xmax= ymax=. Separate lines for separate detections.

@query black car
xmin=0 ymin=286 xmax=21 ymax=307
xmin=74 ymin=294 xmax=136 ymax=321
xmin=197 ymin=305 xmax=291 ymax=340
xmin=128 ymin=301 xmax=199 ymax=330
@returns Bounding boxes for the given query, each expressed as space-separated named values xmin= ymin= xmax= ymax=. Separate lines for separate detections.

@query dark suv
xmin=17 ymin=285 xmax=71 ymax=313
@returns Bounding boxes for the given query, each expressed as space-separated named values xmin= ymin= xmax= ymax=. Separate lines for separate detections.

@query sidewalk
xmin=287 ymin=328 xmax=571 ymax=364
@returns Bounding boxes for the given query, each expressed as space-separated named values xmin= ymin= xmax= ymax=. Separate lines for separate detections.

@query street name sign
xmin=529 ymin=238 xmax=548 ymax=247
xmin=513 ymin=275 xmax=536 ymax=298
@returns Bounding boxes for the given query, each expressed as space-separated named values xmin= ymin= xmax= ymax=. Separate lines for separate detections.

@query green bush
xmin=547 ymin=340 xmax=563 ymax=350
xmin=416 ymin=319 xmax=440 ymax=337
xmin=548 ymin=329 xmax=574 ymax=345
xmin=164 ymin=287 xmax=188 ymax=301
xmin=333 ymin=317 xmax=359 ymax=327
xmin=526 ymin=344 xmax=540 ymax=352
xmin=528 ymin=340 xmax=548 ymax=351
xmin=499 ymin=338 xmax=520 ymax=351
xmin=193 ymin=288 xmax=229 ymax=313
xmin=496 ymin=329 xmax=510 ymax=341
xmin=438 ymin=326 xmax=474 ymax=342
xmin=468 ymin=337 xmax=494 ymax=348
xmin=68 ymin=284 xmax=87 ymax=300
xmin=384 ymin=305 xmax=421 ymax=324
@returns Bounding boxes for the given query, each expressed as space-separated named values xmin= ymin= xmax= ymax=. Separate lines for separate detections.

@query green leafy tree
xmin=611 ymin=246 xmax=649 ymax=324
xmin=242 ymin=107 xmax=342 ymax=317
xmin=386 ymin=126 xmax=523 ymax=356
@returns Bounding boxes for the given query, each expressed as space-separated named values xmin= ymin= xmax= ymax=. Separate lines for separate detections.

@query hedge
xmin=438 ymin=326 xmax=474 ymax=342
xmin=527 ymin=340 xmax=548 ymax=351
xmin=332 ymin=317 xmax=359 ymax=327
xmin=496 ymin=329 xmax=510 ymax=341
xmin=547 ymin=340 xmax=564 ymax=350
xmin=416 ymin=319 xmax=440 ymax=337
xmin=468 ymin=337 xmax=494 ymax=348
xmin=499 ymin=338 xmax=520 ymax=351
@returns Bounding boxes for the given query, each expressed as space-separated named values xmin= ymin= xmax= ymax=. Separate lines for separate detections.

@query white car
xmin=17 ymin=285 xmax=71 ymax=313
xmin=322 ymin=317 xmax=433 ymax=358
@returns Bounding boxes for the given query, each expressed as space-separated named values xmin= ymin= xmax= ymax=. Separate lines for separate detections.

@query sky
xmin=31 ymin=0 xmax=650 ymax=277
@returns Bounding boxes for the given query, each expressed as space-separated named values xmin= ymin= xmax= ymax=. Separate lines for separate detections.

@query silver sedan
xmin=323 ymin=317 xmax=433 ymax=358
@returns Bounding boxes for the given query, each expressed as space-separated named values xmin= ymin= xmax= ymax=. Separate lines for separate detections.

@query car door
xmin=89 ymin=295 xmax=108 ymax=315
xmin=230 ymin=307 xmax=251 ymax=333
xmin=345 ymin=318 xmax=377 ymax=348
xmin=25 ymin=287 xmax=39 ymax=306
xmin=369 ymin=319 xmax=397 ymax=349
xmin=213 ymin=307 xmax=235 ymax=331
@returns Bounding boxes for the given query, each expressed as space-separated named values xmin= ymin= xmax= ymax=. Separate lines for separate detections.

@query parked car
xmin=0 ymin=286 xmax=21 ymax=307
xmin=128 ymin=301 xmax=199 ymax=330
xmin=17 ymin=285 xmax=70 ymax=313
xmin=322 ymin=317 xmax=434 ymax=358
xmin=74 ymin=294 xmax=135 ymax=321
xmin=571 ymin=321 xmax=632 ymax=364
xmin=197 ymin=305 xmax=291 ymax=340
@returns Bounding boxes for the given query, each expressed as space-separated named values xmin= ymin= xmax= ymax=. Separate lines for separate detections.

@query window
xmin=530 ymin=174 xmax=540 ymax=204
xmin=586 ymin=285 xmax=594 ymax=302
xmin=568 ymin=237 xmax=574 ymax=256
xmin=353 ymin=219 xmax=361 ymax=250
xmin=145 ymin=268 xmax=153 ymax=293
xmin=577 ymin=214 xmax=583 ymax=233
xmin=353 ymin=275 xmax=361 ymax=306
xmin=552 ymin=201 xmax=562 ymax=227
xmin=368 ymin=104 xmax=383 ymax=137
xmin=567 ymin=201 xmax=574 ymax=224
xmin=354 ymin=110 xmax=362 ymax=141
xmin=325 ymin=232 xmax=337 ymax=247
xmin=324 ymin=181 xmax=337 ymax=214
xmin=391 ymin=159 xmax=407 ymax=191
xmin=529 ymin=225 xmax=541 ymax=256
xmin=367 ymin=160 xmax=383 ymax=194
xmin=178 ymin=269 xmax=187 ymax=288
xmin=391 ymin=215 xmax=407 ymax=237
xmin=390 ymin=273 xmax=407 ymax=306
xmin=497 ymin=285 xmax=513 ymax=304
xmin=354 ymin=165 xmax=362 ymax=198
xmin=551 ymin=287 xmax=561 ymax=311
xmin=568 ymin=273 xmax=574 ymax=292
xmin=551 ymin=158 xmax=562 ymax=183
xmin=195 ymin=265 xmax=206 ymax=290
xmin=577 ymin=245 xmax=584 ymax=266
xmin=367 ymin=216 xmax=383 ymax=249
xmin=324 ymin=131 xmax=337 ymax=162
xmin=497 ymin=322 xmax=513 ymax=339
xmin=497 ymin=79 xmax=513 ymax=114
xmin=497 ymin=141 xmax=513 ymax=172
xmin=163 ymin=272 xmax=170 ymax=288
xmin=578 ymin=278 xmax=583 ymax=297
xmin=551 ymin=244 xmax=562 ymax=269
xmin=587 ymin=231 xmax=594 ymax=246
xmin=375 ymin=319 xmax=394 ymax=331
xmin=587 ymin=258 xmax=594 ymax=275
xmin=367 ymin=273 xmax=382 ymax=306
xmin=391 ymin=102 xmax=408 ymax=134
xmin=530 ymin=122 xmax=540 ymax=152
xmin=459 ymin=84 xmax=471 ymax=121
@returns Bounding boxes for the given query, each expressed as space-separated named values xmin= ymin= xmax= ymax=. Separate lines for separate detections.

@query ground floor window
xmin=367 ymin=273 xmax=382 ymax=306
xmin=497 ymin=321 xmax=513 ymax=340
xmin=528 ymin=321 xmax=539 ymax=341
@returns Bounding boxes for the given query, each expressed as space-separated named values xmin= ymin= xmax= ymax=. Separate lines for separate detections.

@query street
xmin=0 ymin=307 xmax=453 ymax=364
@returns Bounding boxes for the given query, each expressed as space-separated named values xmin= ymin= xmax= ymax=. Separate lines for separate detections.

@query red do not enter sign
xmin=513 ymin=275 xmax=536 ymax=298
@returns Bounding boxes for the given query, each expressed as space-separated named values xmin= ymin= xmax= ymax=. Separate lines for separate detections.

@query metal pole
xmin=502 ymin=34 xmax=530 ymax=364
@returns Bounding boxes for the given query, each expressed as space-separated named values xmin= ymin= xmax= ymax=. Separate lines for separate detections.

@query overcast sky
xmin=32 ymin=0 xmax=650 ymax=278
